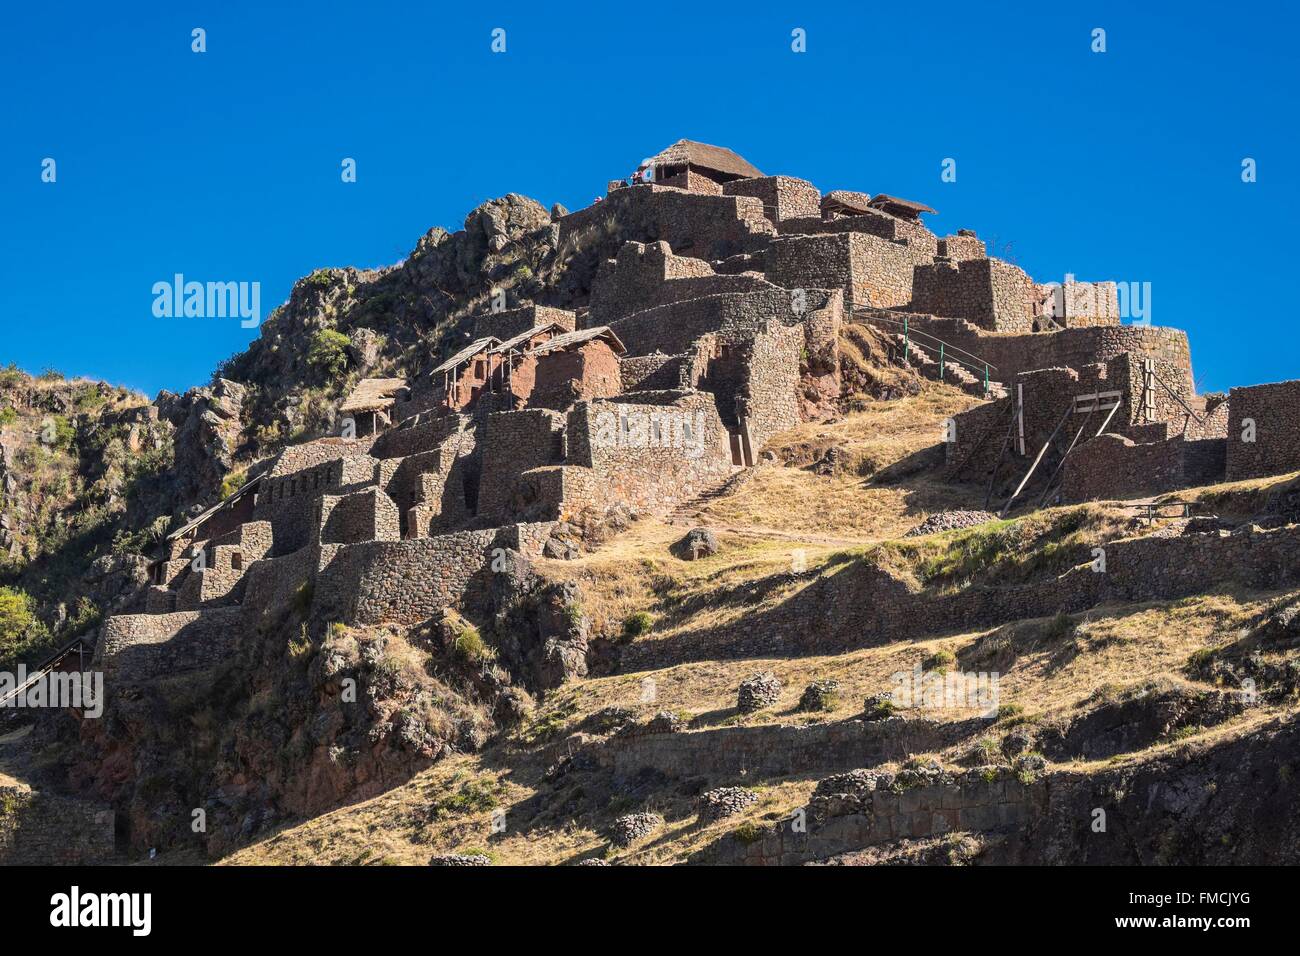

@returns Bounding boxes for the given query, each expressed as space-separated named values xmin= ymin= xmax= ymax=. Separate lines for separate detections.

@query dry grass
xmin=702 ymin=386 xmax=984 ymax=540
xmin=222 ymin=583 xmax=1289 ymax=866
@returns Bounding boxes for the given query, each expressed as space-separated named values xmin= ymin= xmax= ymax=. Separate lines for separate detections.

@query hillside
xmin=3 ymin=144 xmax=1299 ymax=869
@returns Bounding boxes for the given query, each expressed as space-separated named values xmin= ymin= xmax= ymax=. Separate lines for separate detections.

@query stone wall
xmin=722 ymin=175 xmax=822 ymax=224
xmin=780 ymin=209 xmax=940 ymax=260
xmin=241 ymin=546 xmax=315 ymax=622
xmin=938 ymin=233 xmax=986 ymax=261
xmin=766 ymin=232 xmax=928 ymax=311
xmin=370 ymin=414 xmax=468 ymax=460
xmin=911 ymin=257 xmax=1036 ymax=332
xmin=1060 ymin=433 xmax=1186 ymax=501
xmin=616 ymin=522 xmax=1300 ymax=672
xmin=1056 ymin=277 xmax=1121 ymax=327
xmin=319 ymin=488 xmax=401 ymax=545
xmin=737 ymin=320 xmax=803 ymax=451
xmin=587 ymin=241 xmax=776 ymax=326
xmin=903 ymin=314 xmax=1194 ymax=392
xmin=563 ymin=393 xmax=735 ymax=514
xmin=620 ymin=352 xmax=688 ymax=392
xmin=472 ymin=304 xmax=576 ymax=341
xmin=607 ymin=288 xmax=819 ymax=359
xmin=700 ymin=769 xmax=1046 ymax=865
xmin=556 ymin=184 xmax=775 ymax=264
xmin=313 ymin=522 xmax=552 ymax=626
xmin=96 ymin=607 xmax=244 ymax=683
xmin=477 ymin=409 xmax=565 ymax=519
xmin=1226 ymin=379 xmax=1300 ymax=481
xmin=604 ymin=718 xmax=958 ymax=780
xmin=0 ymin=784 xmax=116 ymax=865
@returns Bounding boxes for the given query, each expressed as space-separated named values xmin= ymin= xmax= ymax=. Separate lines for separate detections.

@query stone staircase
xmin=665 ymin=466 xmax=755 ymax=526
xmin=889 ymin=332 xmax=1007 ymax=400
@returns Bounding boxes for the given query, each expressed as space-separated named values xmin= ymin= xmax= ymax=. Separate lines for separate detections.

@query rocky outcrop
xmin=154 ymin=378 xmax=247 ymax=508
xmin=486 ymin=550 xmax=591 ymax=692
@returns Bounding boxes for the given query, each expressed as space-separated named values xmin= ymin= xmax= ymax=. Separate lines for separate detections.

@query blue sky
xmin=3 ymin=1 xmax=1295 ymax=396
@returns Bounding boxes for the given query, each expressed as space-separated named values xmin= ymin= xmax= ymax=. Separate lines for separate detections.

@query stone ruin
xmin=93 ymin=137 xmax=1300 ymax=686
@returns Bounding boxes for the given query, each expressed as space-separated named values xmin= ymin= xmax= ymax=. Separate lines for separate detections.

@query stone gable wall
xmin=471 ymin=304 xmax=576 ymax=341
xmin=529 ymin=341 xmax=622 ymax=411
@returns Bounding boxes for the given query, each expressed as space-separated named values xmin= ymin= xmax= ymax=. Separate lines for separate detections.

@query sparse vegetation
xmin=306 ymin=329 xmax=351 ymax=380
xmin=622 ymin=611 xmax=653 ymax=640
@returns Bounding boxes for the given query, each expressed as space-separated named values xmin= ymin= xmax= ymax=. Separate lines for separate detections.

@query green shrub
xmin=864 ymin=695 xmax=897 ymax=720
xmin=307 ymin=329 xmax=351 ymax=380
xmin=41 ymin=415 xmax=76 ymax=452
xmin=430 ymin=779 xmax=500 ymax=820
xmin=292 ymin=581 xmax=314 ymax=616
xmin=451 ymin=625 xmax=488 ymax=664
xmin=921 ymin=649 xmax=956 ymax=674
xmin=622 ymin=611 xmax=653 ymax=640
xmin=220 ymin=470 xmax=248 ymax=500
xmin=0 ymin=588 xmax=49 ymax=665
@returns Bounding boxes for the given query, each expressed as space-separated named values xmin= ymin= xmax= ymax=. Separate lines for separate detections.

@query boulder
xmin=676 ymin=527 xmax=719 ymax=560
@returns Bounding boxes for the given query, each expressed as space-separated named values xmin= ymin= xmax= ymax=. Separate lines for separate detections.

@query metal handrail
xmin=850 ymin=308 xmax=998 ymax=373
xmin=851 ymin=308 xmax=998 ymax=395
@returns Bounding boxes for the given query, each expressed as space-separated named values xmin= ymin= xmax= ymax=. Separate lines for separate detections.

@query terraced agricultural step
xmin=602 ymin=717 xmax=971 ymax=782
xmin=694 ymin=765 xmax=1047 ymax=865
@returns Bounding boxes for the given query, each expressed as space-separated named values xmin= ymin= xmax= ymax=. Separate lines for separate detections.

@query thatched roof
xmin=868 ymin=193 xmax=937 ymax=219
xmin=488 ymin=323 xmax=566 ymax=355
xmin=530 ymin=326 xmax=626 ymax=356
xmin=822 ymin=191 xmax=937 ymax=220
xmin=821 ymin=190 xmax=877 ymax=215
xmin=649 ymin=139 xmax=763 ymax=180
xmin=167 ymin=473 xmax=265 ymax=542
xmin=339 ymin=377 xmax=409 ymax=414
xmin=431 ymin=337 xmax=500 ymax=375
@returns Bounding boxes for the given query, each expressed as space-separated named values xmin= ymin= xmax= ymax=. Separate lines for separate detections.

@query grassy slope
xmin=222 ymin=385 xmax=1300 ymax=866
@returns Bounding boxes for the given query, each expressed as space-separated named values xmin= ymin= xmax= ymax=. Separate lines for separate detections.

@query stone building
xmin=431 ymin=337 xmax=499 ymax=410
xmin=339 ymin=377 xmax=410 ymax=435
xmin=646 ymin=139 xmax=764 ymax=194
